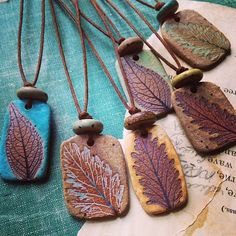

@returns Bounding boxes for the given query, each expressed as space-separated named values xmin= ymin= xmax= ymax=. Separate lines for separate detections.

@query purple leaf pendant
xmin=125 ymin=125 xmax=187 ymax=214
xmin=0 ymin=100 xmax=51 ymax=181
xmin=172 ymin=82 xmax=236 ymax=153
xmin=116 ymin=50 xmax=173 ymax=116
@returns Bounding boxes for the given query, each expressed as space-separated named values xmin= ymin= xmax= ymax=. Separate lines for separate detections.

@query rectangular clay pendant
xmin=125 ymin=125 xmax=187 ymax=214
xmin=0 ymin=100 xmax=51 ymax=181
xmin=161 ymin=10 xmax=231 ymax=70
xmin=116 ymin=50 xmax=173 ymax=116
xmin=60 ymin=134 xmax=129 ymax=219
xmin=172 ymin=82 xmax=236 ymax=153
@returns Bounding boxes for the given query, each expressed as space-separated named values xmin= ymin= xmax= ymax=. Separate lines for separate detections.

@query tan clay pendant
xmin=60 ymin=120 xmax=129 ymax=219
xmin=158 ymin=0 xmax=231 ymax=70
xmin=172 ymin=81 xmax=236 ymax=154
xmin=124 ymin=112 xmax=188 ymax=214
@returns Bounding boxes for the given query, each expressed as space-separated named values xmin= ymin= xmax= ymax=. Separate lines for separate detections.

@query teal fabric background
xmin=0 ymin=0 xmax=235 ymax=235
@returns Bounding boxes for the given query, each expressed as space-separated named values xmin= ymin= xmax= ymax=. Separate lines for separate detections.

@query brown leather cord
xmin=49 ymin=0 xmax=91 ymax=119
xmin=136 ymin=0 xmax=165 ymax=11
xmin=73 ymin=0 xmax=89 ymax=114
xmin=94 ymin=4 xmax=124 ymax=43
xmin=59 ymin=0 xmax=138 ymax=112
xmin=91 ymin=0 xmax=139 ymax=114
xmin=125 ymin=0 xmax=182 ymax=69
xmin=104 ymin=0 xmax=178 ymax=72
xmin=56 ymin=0 xmax=120 ymax=44
xmin=135 ymin=0 xmax=156 ymax=9
xmin=18 ymin=0 xmax=45 ymax=87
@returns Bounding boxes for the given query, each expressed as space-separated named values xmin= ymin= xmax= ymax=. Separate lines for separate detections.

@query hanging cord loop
xmin=49 ymin=0 xmax=92 ymax=119
xmin=18 ymin=0 xmax=45 ymax=87
xmin=91 ymin=0 xmax=139 ymax=114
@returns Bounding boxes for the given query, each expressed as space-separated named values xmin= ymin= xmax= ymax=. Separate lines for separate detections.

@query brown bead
xmin=124 ymin=111 xmax=157 ymax=130
xmin=118 ymin=37 xmax=144 ymax=57
xmin=17 ymin=87 xmax=48 ymax=102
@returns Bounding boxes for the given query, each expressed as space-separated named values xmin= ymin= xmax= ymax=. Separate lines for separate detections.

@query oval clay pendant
xmin=116 ymin=50 xmax=173 ymax=117
xmin=0 ymin=100 xmax=51 ymax=181
xmin=124 ymin=125 xmax=187 ymax=214
xmin=161 ymin=9 xmax=231 ymax=70
xmin=60 ymin=134 xmax=129 ymax=219
xmin=172 ymin=82 xmax=236 ymax=153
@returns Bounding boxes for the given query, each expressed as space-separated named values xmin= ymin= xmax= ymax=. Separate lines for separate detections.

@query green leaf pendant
xmin=116 ymin=50 xmax=173 ymax=117
xmin=159 ymin=8 xmax=231 ymax=70
xmin=172 ymin=82 xmax=236 ymax=154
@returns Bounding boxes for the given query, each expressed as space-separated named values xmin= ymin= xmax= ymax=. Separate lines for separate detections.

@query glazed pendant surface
xmin=60 ymin=134 xmax=129 ymax=219
xmin=161 ymin=9 xmax=231 ymax=70
xmin=0 ymin=100 xmax=51 ymax=181
xmin=125 ymin=125 xmax=187 ymax=214
xmin=172 ymin=82 xmax=236 ymax=153
xmin=116 ymin=50 xmax=173 ymax=116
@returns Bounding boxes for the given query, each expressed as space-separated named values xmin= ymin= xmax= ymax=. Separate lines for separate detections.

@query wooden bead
xmin=171 ymin=68 xmax=203 ymax=89
xmin=73 ymin=119 xmax=103 ymax=135
xmin=156 ymin=0 xmax=179 ymax=24
xmin=118 ymin=37 xmax=144 ymax=57
xmin=124 ymin=111 xmax=157 ymax=130
xmin=17 ymin=87 xmax=48 ymax=102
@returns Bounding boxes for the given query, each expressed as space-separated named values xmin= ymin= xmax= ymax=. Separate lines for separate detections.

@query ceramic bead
xmin=124 ymin=111 xmax=157 ymax=130
xmin=171 ymin=68 xmax=203 ymax=88
xmin=156 ymin=0 xmax=179 ymax=24
xmin=118 ymin=37 xmax=144 ymax=57
xmin=17 ymin=87 xmax=48 ymax=102
xmin=73 ymin=119 xmax=103 ymax=135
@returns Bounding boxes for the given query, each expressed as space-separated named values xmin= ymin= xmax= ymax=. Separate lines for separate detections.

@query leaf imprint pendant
xmin=60 ymin=119 xmax=129 ymax=219
xmin=172 ymin=81 xmax=236 ymax=153
xmin=157 ymin=0 xmax=231 ymax=70
xmin=0 ymin=87 xmax=50 ymax=181
xmin=125 ymin=124 xmax=187 ymax=214
xmin=116 ymin=49 xmax=173 ymax=117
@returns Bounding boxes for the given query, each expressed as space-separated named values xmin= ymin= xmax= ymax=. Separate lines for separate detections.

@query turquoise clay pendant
xmin=0 ymin=87 xmax=51 ymax=181
xmin=157 ymin=0 xmax=231 ymax=70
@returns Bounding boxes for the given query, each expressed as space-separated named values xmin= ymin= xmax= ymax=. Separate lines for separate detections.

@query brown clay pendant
xmin=157 ymin=0 xmax=231 ymax=70
xmin=171 ymin=79 xmax=236 ymax=154
xmin=50 ymin=0 xmax=129 ymax=220
xmin=89 ymin=1 xmax=188 ymax=215
xmin=60 ymin=122 xmax=129 ymax=219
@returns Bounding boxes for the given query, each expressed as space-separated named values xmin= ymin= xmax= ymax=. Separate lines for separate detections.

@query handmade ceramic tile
xmin=0 ymin=100 xmax=51 ymax=181
xmin=60 ymin=134 xmax=129 ymax=219
xmin=161 ymin=10 xmax=231 ymax=70
xmin=124 ymin=125 xmax=187 ymax=214
xmin=172 ymin=82 xmax=236 ymax=153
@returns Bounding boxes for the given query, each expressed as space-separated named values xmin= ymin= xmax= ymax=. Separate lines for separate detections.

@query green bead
xmin=73 ymin=119 xmax=103 ymax=135
xmin=118 ymin=37 xmax=144 ymax=57
xmin=171 ymin=68 xmax=203 ymax=88
xmin=156 ymin=0 xmax=179 ymax=24
xmin=17 ymin=87 xmax=48 ymax=102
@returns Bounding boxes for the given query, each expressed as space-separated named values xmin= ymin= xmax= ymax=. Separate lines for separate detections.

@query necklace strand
xmin=18 ymin=0 xmax=45 ymax=87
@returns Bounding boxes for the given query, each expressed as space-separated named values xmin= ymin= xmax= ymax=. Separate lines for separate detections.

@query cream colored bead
xmin=73 ymin=119 xmax=103 ymax=135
